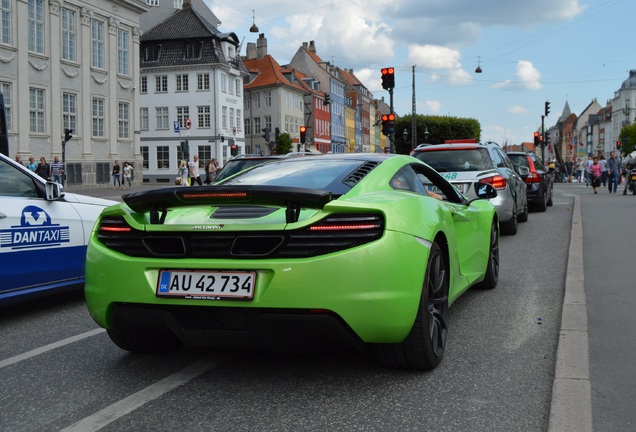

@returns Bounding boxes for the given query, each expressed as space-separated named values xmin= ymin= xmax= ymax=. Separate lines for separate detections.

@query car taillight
xmin=480 ymin=175 xmax=507 ymax=190
xmin=308 ymin=214 xmax=383 ymax=232
xmin=525 ymin=172 xmax=542 ymax=183
xmin=98 ymin=216 xmax=133 ymax=233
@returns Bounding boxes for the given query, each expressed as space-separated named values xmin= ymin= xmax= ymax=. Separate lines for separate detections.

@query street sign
xmin=173 ymin=121 xmax=180 ymax=133
xmin=185 ymin=118 xmax=192 ymax=129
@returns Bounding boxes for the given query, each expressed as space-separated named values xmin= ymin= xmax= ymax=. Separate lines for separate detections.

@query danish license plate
xmin=157 ymin=270 xmax=255 ymax=300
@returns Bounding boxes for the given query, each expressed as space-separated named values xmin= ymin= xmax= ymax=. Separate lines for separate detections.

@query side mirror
xmin=516 ymin=166 xmax=530 ymax=176
xmin=45 ymin=181 xmax=64 ymax=201
xmin=474 ymin=183 xmax=497 ymax=199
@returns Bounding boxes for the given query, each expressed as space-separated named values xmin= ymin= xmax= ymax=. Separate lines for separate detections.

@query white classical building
xmin=0 ymin=0 xmax=147 ymax=186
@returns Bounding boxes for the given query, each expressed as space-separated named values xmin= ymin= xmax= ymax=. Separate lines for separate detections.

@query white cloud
xmin=491 ymin=61 xmax=542 ymax=90
xmin=509 ymin=105 xmax=527 ymax=114
xmin=407 ymin=45 xmax=461 ymax=70
xmin=425 ymin=100 xmax=442 ymax=114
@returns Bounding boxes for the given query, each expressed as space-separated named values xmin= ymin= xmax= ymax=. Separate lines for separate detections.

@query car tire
xmin=373 ymin=242 xmax=448 ymax=370
xmin=518 ymin=198 xmax=529 ymax=222
xmin=500 ymin=203 xmax=518 ymax=235
xmin=547 ymin=186 xmax=554 ymax=206
xmin=535 ymin=188 xmax=547 ymax=212
xmin=475 ymin=219 xmax=499 ymax=290
xmin=107 ymin=329 xmax=182 ymax=354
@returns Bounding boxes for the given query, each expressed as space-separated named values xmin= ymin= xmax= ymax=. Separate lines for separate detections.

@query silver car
xmin=411 ymin=141 xmax=528 ymax=235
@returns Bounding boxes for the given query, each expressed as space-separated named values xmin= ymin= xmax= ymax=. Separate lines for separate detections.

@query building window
xmin=61 ymin=8 xmax=76 ymax=62
xmin=156 ymin=107 xmax=169 ymax=129
xmin=118 ymin=29 xmax=129 ymax=75
xmin=62 ymin=93 xmax=77 ymax=133
xmin=29 ymin=88 xmax=45 ymax=133
xmin=197 ymin=73 xmax=210 ymax=91
xmin=235 ymin=79 xmax=241 ymax=97
xmin=222 ymin=106 xmax=227 ymax=129
xmin=197 ymin=106 xmax=210 ymax=128
xmin=264 ymin=115 xmax=271 ymax=131
xmin=140 ymin=107 xmax=149 ymax=130
xmin=140 ymin=76 xmax=147 ymax=94
xmin=265 ymin=91 xmax=272 ymax=107
xmin=118 ymin=102 xmax=129 ymax=138
xmin=176 ymin=74 xmax=189 ymax=92
xmin=253 ymin=93 xmax=260 ymax=109
xmin=229 ymin=108 xmax=235 ymax=130
xmin=156 ymin=146 xmax=169 ymax=169
xmin=236 ymin=109 xmax=242 ymax=132
xmin=1 ymin=0 xmax=11 ymax=45
xmin=173 ymin=0 xmax=183 ymax=8
xmin=92 ymin=98 xmax=105 ymax=137
xmin=141 ymin=146 xmax=149 ymax=169
xmin=198 ymin=145 xmax=211 ymax=168
xmin=28 ymin=0 xmax=44 ymax=54
xmin=244 ymin=118 xmax=251 ymax=135
xmin=253 ymin=117 xmax=261 ymax=136
xmin=144 ymin=45 xmax=160 ymax=61
xmin=176 ymin=106 xmax=189 ymax=127
xmin=155 ymin=75 xmax=168 ymax=93
xmin=146 ymin=0 xmax=159 ymax=6
xmin=1 ymin=81 xmax=12 ymax=132
xmin=244 ymin=93 xmax=250 ymax=109
xmin=185 ymin=42 xmax=201 ymax=59
xmin=221 ymin=74 xmax=227 ymax=93
xmin=91 ymin=19 xmax=104 ymax=69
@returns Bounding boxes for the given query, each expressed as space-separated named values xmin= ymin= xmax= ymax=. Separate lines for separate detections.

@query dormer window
xmin=228 ymin=46 xmax=235 ymax=59
xmin=144 ymin=45 xmax=161 ymax=61
xmin=185 ymin=42 xmax=202 ymax=59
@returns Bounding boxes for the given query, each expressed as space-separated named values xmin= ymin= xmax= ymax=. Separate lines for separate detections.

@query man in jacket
xmin=606 ymin=151 xmax=621 ymax=193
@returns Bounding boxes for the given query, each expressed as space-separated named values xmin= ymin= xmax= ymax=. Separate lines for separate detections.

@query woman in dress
xmin=589 ymin=156 xmax=603 ymax=194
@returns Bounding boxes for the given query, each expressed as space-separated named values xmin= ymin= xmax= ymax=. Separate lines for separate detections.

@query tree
xmin=619 ymin=123 xmax=636 ymax=155
xmin=275 ymin=132 xmax=293 ymax=155
xmin=394 ymin=114 xmax=482 ymax=154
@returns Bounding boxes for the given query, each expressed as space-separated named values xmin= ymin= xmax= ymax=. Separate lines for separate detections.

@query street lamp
xmin=403 ymin=129 xmax=409 ymax=150
xmin=424 ymin=127 xmax=430 ymax=142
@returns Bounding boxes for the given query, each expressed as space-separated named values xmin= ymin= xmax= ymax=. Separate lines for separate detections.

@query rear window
xmin=507 ymin=154 xmax=530 ymax=169
xmin=413 ymin=148 xmax=490 ymax=172
xmin=215 ymin=158 xmax=278 ymax=181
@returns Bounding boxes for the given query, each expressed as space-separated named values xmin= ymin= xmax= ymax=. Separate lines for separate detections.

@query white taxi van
xmin=0 ymin=153 xmax=115 ymax=304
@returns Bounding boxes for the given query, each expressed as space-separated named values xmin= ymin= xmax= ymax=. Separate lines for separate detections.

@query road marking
xmin=61 ymin=354 xmax=229 ymax=432
xmin=0 ymin=328 xmax=105 ymax=370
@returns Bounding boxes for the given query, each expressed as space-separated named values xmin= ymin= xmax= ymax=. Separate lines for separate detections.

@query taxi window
xmin=0 ymin=159 xmax=39 ymax=197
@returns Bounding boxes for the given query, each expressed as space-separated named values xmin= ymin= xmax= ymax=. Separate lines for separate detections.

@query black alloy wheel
xmin=500 ymin=202 xmax=518 ymax=235
xmin=373 ymin=242 xmax=449 ymax=370
xmin=475 ymin=219 xmax=499 ymax=289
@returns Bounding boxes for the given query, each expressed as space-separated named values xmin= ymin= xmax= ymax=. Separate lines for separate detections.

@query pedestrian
xmin=589 ymin=156 xmax=603 ymax=194
xmin=205 ymin=158 xmax=220 ymax=184
xmin=606 ymin=151 xmax=621 ymax=193
xmin=622 ymin=150 xmax=636 ymax=195
xmin=15 ymin=154 xmax=24 ymax=165
xmin=599 ymin=155 xmax=607 ymax=187
xmin=51 ymin=156 xmax=63 ymax=184
xmin=122 ymin=162 xmax=133 ymax=189
xmin=112 ymin=160 xmax=121 ymax=189
xmin=575 ymin=158 xmax=583 ymax=182
xmin=177 ymin=160 xmax=189 ymax=187
xmin=189 ymin=155 xmax=202 ymax=186
xmin=565 ymin=160 xmax=574 ymax=183
xmin=35 ymin=157 xmax=50 ymax=180
xmin=585 ymin=155 xmax=593 ymax=187
xmin=26 ymin=156 xmax=37 ymax=172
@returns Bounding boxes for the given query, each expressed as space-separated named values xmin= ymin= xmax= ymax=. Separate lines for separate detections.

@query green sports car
xmin=85 ymin=153 xmax=499 ymax=370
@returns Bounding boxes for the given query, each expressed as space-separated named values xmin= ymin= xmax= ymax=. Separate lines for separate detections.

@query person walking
xmin=26 ymin=156 xmax=37 ymax=172
xmin=35 ymin=157 xmax=50 ymax=180
xmin=585 ymin=155 xmax=594 ymax=187
xmin=589 ymin=156 xmax=603 ymax=194
xmin=599 ymin=155 xmax=607 ymax=187
xmin=15 ymin=155 xmax=24 ymax=165
xmin=50 ymin=156 xmax=63 ymax=184
xmin=565 ymin=160 xmax=574 ymax=183
xmin=112 ymin=160 xmax=121 ymax=189
xmin=189 ymin=155 xmax=202 ymax=186
xmin=122 ymin=162 xmax=133 ymax=189
xmin=606 ymin=151 xmax=621 ymax=193
xmin=177 ymin=160 xmax=189 ymax=187
xmin=205 ymin=158 xmax=220 ymax=184
xmin=575 ymin=158 xmax=583 ymax=182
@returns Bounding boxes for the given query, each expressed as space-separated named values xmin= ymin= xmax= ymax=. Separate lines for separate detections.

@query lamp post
xmin=403 ymin=129 xmax=410 ymax=151
xmin=424 ymin=127 xmax=430 ymax=143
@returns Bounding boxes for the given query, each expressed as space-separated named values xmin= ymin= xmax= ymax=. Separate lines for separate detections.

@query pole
xmin=541 ymin=115 xmax=545 ymax=164
xmin=389 ymin=88 xmax=394 ymax=153
xmin=412 ymin=65 xmax=417 ymax=150
xmin=61 ymin=140 xmax=66 ymax=187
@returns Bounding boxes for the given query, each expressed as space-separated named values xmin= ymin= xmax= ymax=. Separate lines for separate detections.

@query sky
xmin=203 ymin=0 xmax=634 ymax=145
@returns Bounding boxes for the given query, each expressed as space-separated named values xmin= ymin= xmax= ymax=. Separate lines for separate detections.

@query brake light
xmin=480 ymin=175 xmax=507 ymax=190
xmin=525 ymin=172 xmax=541 ymax=183
xmin=181 ymin=191 xmax=248 ymax=200
xmin=98 ymin=216 xmax=132 ymax=233
xmin=308 ymin=215 xmax=383 ymax=232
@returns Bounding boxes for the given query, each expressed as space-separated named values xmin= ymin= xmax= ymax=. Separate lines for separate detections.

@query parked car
xmin=411 ymin=141 xmax=529 ymax=235
xmin=85 ymin=153 xmax=499 ymax=370
xmin=506 ymin=152 xmax=554 ymax=212
xmin=0 ymin=153 xmax=116 ymax=305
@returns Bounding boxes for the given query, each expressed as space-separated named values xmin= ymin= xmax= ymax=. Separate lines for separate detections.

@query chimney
xmin=246 ymin=42 xmax=257 ymax=60
xmin=183 ymin=0 xmax=191 ymax=8
xmin=308 ymin=40 xmax=316 ymax=53
xmin=256 ymin=33 xmax=267 ymax=59
xmin=302 ymin=42 xmax=308 ymax=50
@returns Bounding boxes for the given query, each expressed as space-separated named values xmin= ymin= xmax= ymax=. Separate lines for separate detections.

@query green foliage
xmin=394 ymin=114 xmax=482 ymax=154
xmin=275 ymin=132 xmax=293 ymax=155
xmin=619 ymin=123 xmax=636 ymax=154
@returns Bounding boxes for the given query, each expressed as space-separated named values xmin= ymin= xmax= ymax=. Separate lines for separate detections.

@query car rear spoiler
xmin=122 ymin=185 xmax=333 ymax=224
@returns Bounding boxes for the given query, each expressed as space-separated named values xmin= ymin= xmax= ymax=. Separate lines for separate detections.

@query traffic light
xmin=381 ymin=113 xmax=395 ymax=136
xmin=180 ymin=140 xmax=189 ymax=159
xmin=324 ymin=94 xmax=330 ymax=105
xmin=544 ymin=131 xmax=550 ymax=145
xmin=230 ymin=144 xmax=238 ymax=156
xmin=275 ymin=127 xmax=280 ymax=142
xmin=544 ymin=101 xmax=551 ymax=117
xmin=300 ymin=126 xmax=306 ymax=144
xmin=262 ymin=127 xmax=270 ymax=142
xmin=387 ymin=113 xmax=395 ymax=135
xmin=617 ymin=140 xmax=621 ymax=149
xmin=381 ymin=67 xmax=395 ymax=90
xmin=534 ymin=131 xmax=539 ymax=146
xmin=64 ymin=128 xmax=73 ymax=142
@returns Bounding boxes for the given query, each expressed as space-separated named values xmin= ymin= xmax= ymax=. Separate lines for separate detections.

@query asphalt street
xmin=62 ymin=180 xmax=636 ymax=431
